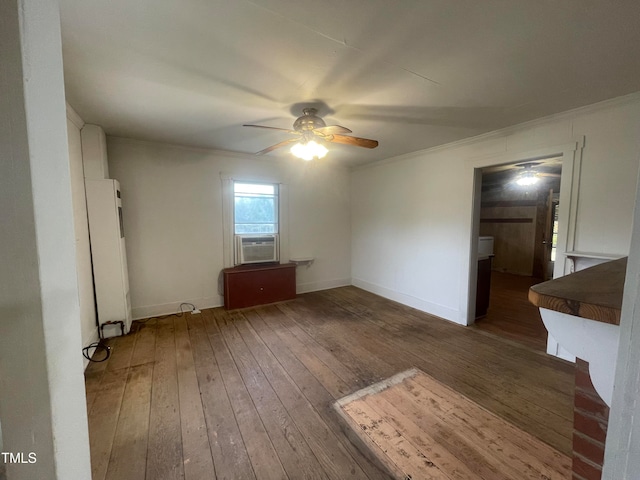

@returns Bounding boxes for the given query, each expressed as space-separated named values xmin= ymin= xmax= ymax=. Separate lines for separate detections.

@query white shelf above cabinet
xmin=290 ymin=257 xmax=314 ymax=267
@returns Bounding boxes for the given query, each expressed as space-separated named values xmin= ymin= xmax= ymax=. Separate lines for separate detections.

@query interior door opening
xmin=472 ymin=156 xmax=563 ymax=351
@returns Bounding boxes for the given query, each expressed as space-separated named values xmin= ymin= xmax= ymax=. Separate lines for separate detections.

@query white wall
xmin=351 ymin=152 xmax=467 ymax=321
xmin=66 ymin=107 xmax=99 ymax=356
xmin=107 ymin=138 xmax=352 ymax=319
xmin=0 ymin=0 xmax=91 ymax=478
xmin=603 ymin=152 xmax=640 ymax=478
xmin=351 ymin=94 xmax=640 ymax=325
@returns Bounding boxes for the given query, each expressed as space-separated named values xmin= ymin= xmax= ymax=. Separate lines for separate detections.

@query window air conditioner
xmin=235 ymin=234 xmax=279 ymax=265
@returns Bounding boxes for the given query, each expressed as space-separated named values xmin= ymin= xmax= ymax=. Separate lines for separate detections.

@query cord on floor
xmin=83 ymin=341 xmax=111 ymax=363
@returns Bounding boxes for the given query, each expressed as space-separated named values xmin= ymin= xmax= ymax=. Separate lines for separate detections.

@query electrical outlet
xmin=191 ymin=308 xmax=201 ymax=315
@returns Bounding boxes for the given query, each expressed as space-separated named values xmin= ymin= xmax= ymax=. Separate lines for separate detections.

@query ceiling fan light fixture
xmin=245 ymin=104 xmax=378 ymax=157
xmin=516 ymin=171 xmax=539 ymax=186
xmin=290 ymin=140 xmax=328 ymax=161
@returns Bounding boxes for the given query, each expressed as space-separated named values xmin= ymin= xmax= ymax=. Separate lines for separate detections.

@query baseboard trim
xmin=131 ymin=280 xmax=352 ymax=319
xmin=132 ymin=295 xmax=223 ymax=320
xmin=351 ymin=277 xmax=462 ymax=325
xmin=296 ymin=277 xmax=351 ymax=294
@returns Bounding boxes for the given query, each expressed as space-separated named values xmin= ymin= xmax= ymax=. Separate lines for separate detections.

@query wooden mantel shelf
xmin=529 ymin=257 xmax=627 ymax=325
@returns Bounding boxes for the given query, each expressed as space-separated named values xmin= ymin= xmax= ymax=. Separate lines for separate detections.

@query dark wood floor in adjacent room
xmin=85 ymin=286 xmax=574 ymax=480
xmin=473 ymin=271 xmax=549 ymax=352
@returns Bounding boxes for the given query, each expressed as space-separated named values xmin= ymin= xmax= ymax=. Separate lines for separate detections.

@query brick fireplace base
xmin=573 ymin=359 xmax=610 ymax=480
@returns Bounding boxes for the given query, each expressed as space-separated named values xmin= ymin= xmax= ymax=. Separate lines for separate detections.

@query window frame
xmin=221 ymin=173 xmax=288 ymax=269
xmin=233 ymin=181 xmax=279 ymax=235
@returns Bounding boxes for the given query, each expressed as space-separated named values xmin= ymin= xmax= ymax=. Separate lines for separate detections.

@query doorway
xmin=472 ymin=157 xmax=563 ymax=351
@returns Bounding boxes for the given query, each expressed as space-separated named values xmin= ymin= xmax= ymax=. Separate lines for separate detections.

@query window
xmin=221 ymin=175 xmax=287 ymax=269
xmin=233 ymin=182 xmax=278 ymax=234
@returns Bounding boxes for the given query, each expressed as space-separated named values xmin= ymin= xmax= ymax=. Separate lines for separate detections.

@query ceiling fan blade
xmin=538 ymin=172 xmax=561 ymax=178
xmin=243 ymin=124 xmax=299 ymax=135
xmin=329 ymin=134 xmax=379 ymax=149
xmin=256 ymin=138 xmax=298 ymax=155
xmin=314 ymin=125 xmax=352 ymax=135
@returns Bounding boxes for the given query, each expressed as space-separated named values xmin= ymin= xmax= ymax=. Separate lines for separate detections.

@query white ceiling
xmin=60 ymin=0 xmax=640 ymax=167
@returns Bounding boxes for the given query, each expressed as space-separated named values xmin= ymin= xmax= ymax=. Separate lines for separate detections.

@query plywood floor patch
xmin=335 ymin=369 xmax=571 ymax=480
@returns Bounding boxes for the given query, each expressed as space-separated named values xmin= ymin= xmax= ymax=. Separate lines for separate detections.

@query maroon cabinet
xmin=223 ymin=263 xmax=296 ymax=310
xmin=475 ymin=256 xmax=493 ymax=319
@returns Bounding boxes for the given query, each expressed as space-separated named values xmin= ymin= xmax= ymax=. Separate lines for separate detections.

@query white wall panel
xmin=0 ymin=0 xmax=91 ymax=477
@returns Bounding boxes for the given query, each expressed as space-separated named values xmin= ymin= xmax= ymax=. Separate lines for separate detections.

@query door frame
xmin=465 ymin=137 xmax=585 ymax=357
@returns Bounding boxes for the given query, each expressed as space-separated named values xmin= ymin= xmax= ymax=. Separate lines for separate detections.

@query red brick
xmin=575 ymin=390 xmax=610 ymax=421
xmin=572 ymin=360 xmax=609 ymax=480
xmin=573 ymin=454 xmax=602 ymax=480
xmin=576 ymin=358 xmax=590 ymax=372
xmin=574 ymin=410 xmax=608 ymax=443
xmin=575 ymin=361 xmax=590 ymax=376
xmin=573 ymin=432 xmax=605 ymax=466
xmin=575 ymin=365 xmax=596 ymax=392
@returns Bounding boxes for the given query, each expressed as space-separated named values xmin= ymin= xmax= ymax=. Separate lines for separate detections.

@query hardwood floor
xmin=337 ymin=369 xmax=571 ymax=479
xmin=85 ymin=286 xmax=575 ymax=480
xmin=473 ymin=271 xmax=549 ymax=352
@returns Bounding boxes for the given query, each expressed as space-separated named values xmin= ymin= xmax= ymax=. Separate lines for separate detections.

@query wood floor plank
xmin=405 ymin=374 xmax=571 ymax=477
xmin=247 ymin=306 xmax=394 ymax=480
xmin=381 ymin=374 xmax=570 ymax=479
xmin=332 ymin=286 xmax=572 ymax=384
xmin=343 ymin=399 xmax=454 ymax=480
xmin=96 ymin=320 xmax=151 ymax=480
xmin=188 ymin=313 xmax=256 ymax=480
xmin=87 ymin=368 xmax=129 ymax=480
xmin=338 ymin=369 xmax=571 ymax=480
xmin=104 ymin=326 xmax=138 ymax=372
xmin=174 ymin=315 xmax=216 ymax=480
xmin=85 ymin=363 xmax=107 ymax=415
xmin=201 ymin=309 xmax=288 ymax=480
xmin=214 ymin=310 xmax=329 ymax=480
xmin=343 ymin=282 xmax=574 ymax=395
xmin=363 ymin=393 xmax=483 ymax=480
xmin=474 ymin=272 xmax=548 ymax=351
xmin=105 ymin=363 xmax=154 ymax=480
xmin=349 ymin=290 xmax=574 ymax=409
xmin=325 ymin=286 xmax=572 ymax=395
xmin=130 ymin=319 xmax=157 ymax=367
xmin=146 ymin=317 xmax=184 ymax=480
xmin=275 ymin=303 xmax=364 ymax=390
xmin=278 ymin=299 xmax=397 ymax=385
xmin=309 ymin=288 xmax=560 ymax=408
xmin=257 ymin=305 xmax=352 ymax=399
xmin=317 ymin=288 xmax=573 ymax=454
xmin=377 ymin=384 xmax=526 ymax=480
xmin=238 ymin=309 xmax=373 ymax=480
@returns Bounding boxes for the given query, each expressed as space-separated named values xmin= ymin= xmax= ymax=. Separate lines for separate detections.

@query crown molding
xmin=353 ymin=91 xmax=640 ymax=171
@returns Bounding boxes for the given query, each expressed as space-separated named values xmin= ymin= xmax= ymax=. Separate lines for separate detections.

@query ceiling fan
xmin=515 ymin=162 xmax=561 ymax=176
xmin=243 ymin=107 xmax=379 ymax=159
xmin=514 ymin=162 xmax=561 ymax=186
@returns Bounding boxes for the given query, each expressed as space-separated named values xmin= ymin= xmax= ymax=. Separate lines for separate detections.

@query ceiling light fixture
xmin=516 ymin=171 xmax=540 ymax=186
xmin=290 ymin=139 xmax=328 ymax=161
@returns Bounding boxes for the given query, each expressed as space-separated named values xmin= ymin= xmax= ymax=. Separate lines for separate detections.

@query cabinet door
xmin=224 ymin=265 xmax=295 ymax=309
